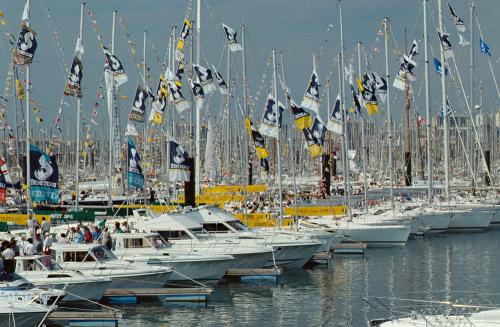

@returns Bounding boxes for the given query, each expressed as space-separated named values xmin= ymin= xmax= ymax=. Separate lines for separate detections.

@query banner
xmin=169 ymin=140 xmax=190 ymax=182
xmin=284 ymin=206 xmax=347 ymax=216
xmin=129 ymin=86 xmax=148 ymax=122
xmin=30 ymin=145 xmax=59 ymax=204
xmin=202 ymin=184 xmax=267 ymax=194
xmin=127 ymin=138 xmax=144 ymax=189
xmin=13 ymin=24 xmax=38 ymax=65
xmin=64 ymin=56 xmax=83 ymax=97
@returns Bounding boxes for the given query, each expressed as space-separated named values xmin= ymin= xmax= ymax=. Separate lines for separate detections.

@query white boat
xmin=183 ymin=206 xmax=324 ymax=268
xmin=15 ymin=255 xmax=112 ymax=302
xmin=50 ymin=243 xmax=172 ymax=289
xmin=112 ymin=232 xmax=234 ymax=281
xmin=131 ymin=210 xmax=275 ymax=269
xmin=0 ymin=273 xmax=66 ymax=305
xmin=0 ymin=300 xmax=51 ymax=327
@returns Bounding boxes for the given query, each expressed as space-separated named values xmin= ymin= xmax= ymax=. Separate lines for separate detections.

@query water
xmin=120 ymin=231 xmax=500 ymax=326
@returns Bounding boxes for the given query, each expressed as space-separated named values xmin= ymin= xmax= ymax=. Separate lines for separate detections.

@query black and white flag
xmin=168 ymin=81 xmax=190 ymax=114
xmin=326 ymin=94 xmax=342 ymax=135
xmin=103 ymin=47 xmax=128 ymax=88
xmin=393 ymin=40 xmax=418 ymax=91
xmin=212 ymin=65 xmax=228 ymax=95
xmin=301 ymin=65 xmax=320 ymax=114
xmin=189 ymin=78 xmax=205 ymax=108
xmin=222 ymin=23 xmax=242 ymax=52
xmin=13 ymin=24 xmax=38 ymax=65
xmin=258 ymin=93 xmax=285 ymax=139
xmin=169 ymin=139 xmax=190 ymax=182
xmin=64 ymin=57 xmax=83 ymax=97
xmin=129 ymin=86 xmax=148 ymax=122
xmin=438 ymin=30 xmax=454 ymax=59
xmin=193 ymin=64 xmax=216 ymax=94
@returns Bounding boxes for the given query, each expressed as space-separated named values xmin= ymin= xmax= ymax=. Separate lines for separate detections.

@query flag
xmin=311 ymin=116 xmax=326 ymax=146
xmin=433 ymin=58 xmax=448 ymax=75
xmin=480 ymin=38 xmax=491 ymax=56
xmin=149 ymin=108 xmax=163 ymax=125
xmin=222 ymin=23 xmax=242 ymax=52
xmin=458 ymin=33 xmax=469 ymax=47
xmin=13 ymin=25 xmax=38 ymax=65
xmin=15 ymin=79 xmax=25 ymax=99
xmin=193 ymin=64 xmax=216 ymax=94
xmin=245 ymin=117 xmax=269 ymax=160
xmin=0 ymin=157 xmax=12 ymax=185
xmin=127 ymin=137 xmax=144 ymax=189
xmin=30 ymin=145 xmax=59 ymax=204
xmin=129 ymin=86 xmax=148 ymax=123
xmin=258 ymin=93 xmax=285 ymax=139
xmin=212 ymin=65 xmax=228 ymax=95
xmin=371 ymin=71 xmax=387 ymax=103
xmin=103 ymin=47 xmax=128 ymax=88
xmin=302 ymin=127 xmax=322 ymax=157
xmin=448 ymin=4 xmax=466 ymax=33
xmin=189 ymin=78 xmax=205 ymax=108
xmin=125 ymin=122 xmax=139 ymax=136
xmin=358 ymin=76 xmax=378 ymax=115
xmin=176 ymin=18 xmax=192 ymax=52
xmin=260 ymin=158 xmax=269 ymax=173
xmin=350 ymin=85 xmax=361 ymax=114
xmin=289 ymin=98 xmax=312 ymax=130
xmin=64 ymin=56 xmax=83 ymax=97
xmin=393 ymin=40 xmax=418 ymax=91
xmin=168 ymin=81 xmax=190 ymax=114
xmin=169 ymin=139 xmax=190 ymax=182
xmin=0 ymin=169 xmax=5 ymax=204
xmin=301 ymin=65 xmax=320 ymax=114
xmin=417 ymin=114 xmax=424 ymax=127
xmin=327 ymin=94 xmax=342 ymax=135
xmin=437 ymin=30 xmax=454 ymax=59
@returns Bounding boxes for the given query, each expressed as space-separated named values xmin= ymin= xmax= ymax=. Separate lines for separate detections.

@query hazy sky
xmin=0 ymin=0 xmax=498 ymax=140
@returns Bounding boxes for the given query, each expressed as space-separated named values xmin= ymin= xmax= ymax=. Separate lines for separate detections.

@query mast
xmin=423 ymin=0 xmax=433 ymax=202
xmin=226 ymin=41 xmax=231 ymax=180
xmin=143 ymin=31 xmax=147 ymax=163
xmin=469 ymin=2 xmax=475 ymax=188
xmin=272 ymin=49 xmax=283 ymax=225
xmin=171 ymin=26 xmax=177 ymax=139
xmin=25 ymin=0 xmax=32 ymax=212
xmin=195 ymin=0 xmax=201 ymax=194
xmin=339 ymin=0 xmax=350 ymax=213
xmin=357 ymin=41 xmax=368 ymax=212
xmin=241 ymin=24 xmax=251 ymax=185
xmin=383 ymin=17 xmax=395 ymax=210
xmin=108 ymin=11 xmax=116 ymax=207
xmin=437 ymin=0 xmax=450 ymax=200
xmin=75 ymin=3 xmax=84 ymax=211
xmin=403 ymin=29 xmax=412 ymax=187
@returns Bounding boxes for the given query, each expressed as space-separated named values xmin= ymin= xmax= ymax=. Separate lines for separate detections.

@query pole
xmin=357 ymin=41 xmax=368 ymax=212
xmin=195 ymin=0 xmax=201 ymax=194
xmin=437 ymin=0 xmax=450 ymax=199
xmin=226 ymin=45 xmax=231 ymax=180
xmin=189 ymin=21 xmax=195 ymax=154
xmin=108 ymin=11 xmax=116 ymax=207
xmin=171 ymin=26 xmax=177 ymax=138
xmin=25 ymin=0 xmax=32 ymax=212
xmin=423 ymin=0 xmax=433 ymax=202
xmin=75 ymin=3 xmax=84 ymax=211
xmin=383 ymin=17 xmax=395 ymax=210
xmin=272 ymin=50 xmax=283 ymax=225
xmin=143 ymin=31 xmax=148 ymax=170
xmin=470 ymin=2 xmax=475 ymax=190
xmin=241 ymin=24 xmax=251 ymax=186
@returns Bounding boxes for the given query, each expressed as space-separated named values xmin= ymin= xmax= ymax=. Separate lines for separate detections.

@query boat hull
xmin=336 ymin=225 xmax=410 ymax=248
xmin=415 ymin=212 xmax=451 ymax=234
xmin=46 ymin=280 xmax=112 ymax=302
xmin=447 ymin=210 xmax=492 ymax=232
xmin=148 ymin=257 xmax=234 ymax=281
xmin=265 ymin=243 xmax=322 ymax=268
xmin=0 ymin=310 xmax=48 ymax=327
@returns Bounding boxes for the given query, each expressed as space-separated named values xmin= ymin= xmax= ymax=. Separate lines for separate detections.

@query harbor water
xmin=119 ymin=230 xmax=500 ymax=326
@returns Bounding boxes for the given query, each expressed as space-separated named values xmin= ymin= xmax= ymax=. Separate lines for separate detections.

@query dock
xmin=102 ymin=287 xmax=213 ymax=304
xmin=47 ymin=310 xmax=122 ymax=327
xmin=332 ymin=243 xmax=367 ymax=255
xmin=310 ymin=251 xmax=332 ymax=265
xmin=225 ymin=268 xmax=281 ymax=282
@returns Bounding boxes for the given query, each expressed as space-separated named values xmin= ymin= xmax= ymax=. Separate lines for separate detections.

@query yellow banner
xmin=0 ymin=213 xmax=52 ymax=226
xmin=284 ymin=206 xmax=347 ymax=216
xmin=233 ymin=213 xmax=294 ymax=228
xmin=177 ymin=193 xmax=244 ymax=205
xmin=202 ymin=184 xmax=267 ymax=194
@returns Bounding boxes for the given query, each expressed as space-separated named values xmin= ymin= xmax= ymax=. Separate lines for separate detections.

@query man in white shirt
xmin=2 ymin=244 xmax=15 ymax=273
xmin=58 ymin=233 xmax=70 ymax=244
xmin=43 ymin=233 xmax=53 ymax=254
xmin=23 ymin=238 xmax=36 ymax=256
xmin=40 ymin=218 xmax=50 ymax=240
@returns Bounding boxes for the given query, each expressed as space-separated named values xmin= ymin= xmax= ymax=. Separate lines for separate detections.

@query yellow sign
xmin=284 ymin=206 xmax=347 ymax=217
xmin=202 ymin=184 xmax=267 ymax=194
xmin=233 ymin=213 xmax=294 ymax=228
xmin=0 ymin=213 xmax=52 ymax=226
xmin=177 ymin=193 xmax=244 ymax=205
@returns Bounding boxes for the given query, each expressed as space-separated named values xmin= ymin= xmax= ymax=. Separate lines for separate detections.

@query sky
xmin=0 ymin=0 xmax=498 ymax=142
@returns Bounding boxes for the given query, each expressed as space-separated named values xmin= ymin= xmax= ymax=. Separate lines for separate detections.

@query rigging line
xmin=40 ymin=1 xmax=69 ymax=78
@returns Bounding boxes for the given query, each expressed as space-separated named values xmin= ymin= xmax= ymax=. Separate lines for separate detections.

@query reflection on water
xmin=121 ymin=231 xmax=500 ymax=326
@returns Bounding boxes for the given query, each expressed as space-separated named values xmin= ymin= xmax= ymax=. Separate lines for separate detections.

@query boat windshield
xmin=147 ymin=235 xmax=170 ymax=249
xmin=91 ymin=246 xmax=116 ymax=261
xmin=226 ymin=220 xmax=248 ymax=231
xmin=36 ymin=257 xmax=63 ymax=271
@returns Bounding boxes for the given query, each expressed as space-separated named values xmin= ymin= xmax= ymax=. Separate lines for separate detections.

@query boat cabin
xmin=50 ymin=244 xmax=117 ymax=265
xmin=15 ymin=255 xmax=64 ymax=275
xmin=112 ymin=232 xmax=168 ymax=251
xmin=183 ymin=206 xmax=249 ymax=234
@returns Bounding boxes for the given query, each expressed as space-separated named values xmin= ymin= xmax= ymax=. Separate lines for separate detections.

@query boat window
xmin=203 ymin=223 xmax=230 ymax=233
xmin=63 ymin=251 xmax=95 ymax=262
xmin=37 ymin=257 xmax=62 ymax=271
xmin=47 ymin=274 xmax=72 ymax=278
xmin=157 ymin=230 xmax=191 ymax=240
xmin=147 ymin=236 xmax=168 ymax=248
xmin=92 ymin=247 xmax=115 ymax=261
xmin=19 ymin=259 xmax=39 ymax=271
xmin=226 ymin=220 xmax=247 ymax=231
xmin=124 ymin=238 xmax=146 ymax=248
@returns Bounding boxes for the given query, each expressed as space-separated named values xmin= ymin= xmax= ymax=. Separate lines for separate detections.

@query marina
xmin=0 ymin=0 xmax=499 ymax=326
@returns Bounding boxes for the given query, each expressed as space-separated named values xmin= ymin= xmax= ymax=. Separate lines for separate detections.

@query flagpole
xmin=339 ymin=0 xmax=351 ymax=215
xmin=171 ymin=26 xmax=177 ymax=139
xmin=143 ymin=30 xmax=148 ymax=178
xmin=272 ymin=49 xmax=283 ymax=225
xmin=437 ymin=0 xmax=450 ymax=200
xmin=357 ymin=41 xmax=368 ymax=212
xmin=25 ymin=0 xmax=32 ymax=213
xmin=195 ymin=0 xmax=201 ymax=195
xmin=108 ymin=11 xmax=116 ymax=208
xmin=226 ymin=44 xmax=231 ymax=181
xmin=423 ymin=0 xmax=433 ymax=203
xmin=470 ymin=2 xmax=476 ymax=188
xmin=383 ymin=17 xmax=395 ymax=210
xmin=241 ymin=24 xmax=251 ymax=187
xmin=75 ymin=3 xmax=84 ymax=212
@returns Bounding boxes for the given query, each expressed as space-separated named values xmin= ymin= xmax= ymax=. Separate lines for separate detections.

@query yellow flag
xmin=294 ymin=115 xmax=312 ymax=130
xmin=120 ymin=95 xmax=129 ymax=100
xmin=245 ymin=117 xmax=252 ymax=135
xmin=307 ymin=144 xmax=323 ymax=157
xmin=256 ymin=147 xmax=269 ymax=160
xmin=15 ymin=79 xmax=25 ymax=99
xmin=366 ymin=103 xmax=378 ymax=115
xmin=153 ymin=111 xmax=163 ymax=125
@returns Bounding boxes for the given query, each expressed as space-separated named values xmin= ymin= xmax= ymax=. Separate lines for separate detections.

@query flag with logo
xmin=127 ymin=137 xmax=144 ymax=189
xmin=103 ymin=47 xmax=128 ymax=88
xmin=169 ymin=139 xmax=190 ymax=182
xmin=212 ymin=65 xmax=228 ymax=95
xmin=258 ymin=93 xmax=285 ymax=139
xmin=302 ymin=127 xmax=322 ymax=157
xmin=129 ymin=85 xmax=148 ymax=122
xmin=222 ymin=23 xmax=242 ymax=52
xmin=393 ymin=40 xmax=418 ymax=90
xmin=193 ymin=64 xmax=216 ymax=94
xmin=13 ymin=4 xmax=38 ymax=66
xmin=433 ymin=58 xmax=448 ymax=75
xmin=30 ymin=145 xmax=59 ymax=204
xmin=327 ymin=94 xmax=342 ymax=135
xmin=311 ymin=116 xmax=326 ymax=146
xmin=245 ymin=117 xmax=269 ymax=160
xmin=289 ymin=97 xmax=312 ymax=130
xmin=168 ymin=81 xmax=190 ymax=114
xmin=301 ymin=65 xmax=320 ymax=114
xmin=480 ymin=38 xmax=491 ymax=56
xmin=437 ymin=30 xmax=454 ymax=59
xmin=64 ymin=37 xmax=84 ymax=97
xmin=189 ymin=78 xmax=205 ymax=108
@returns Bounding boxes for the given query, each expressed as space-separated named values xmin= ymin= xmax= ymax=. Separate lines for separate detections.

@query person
xmin=34 ymin=234 xmax=43 ymax=253
xmin=2 ymin=242 xmax=15 ymax=273
xmin=58 ymin=233 xmax=70 ymax=244
xmin=101 ymin=228 xmax=112 ymax=250
xmin=73 ymin=226 xmax=83 ymax=244
xmin=27 ymin=213 xmax=38 ymax=239
xmin=114 ymin=222 xmax=123 ymax=233
xmin=40 ymin=217 xmax=51 ymax=236
xmin=23 ymin=238 xmax=36 ymax=256
xmin=121 ymin=221 xmax=129 ymax=233
xmin=42 ymin=233 xmax=52 ymax=255
xmin=83 ymin=227 xmax=93 ymax=243
xmin=10 ymin=239 xmax=20 ymax=257
xmin=92 ymin=226 xmax=101 ymax=242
